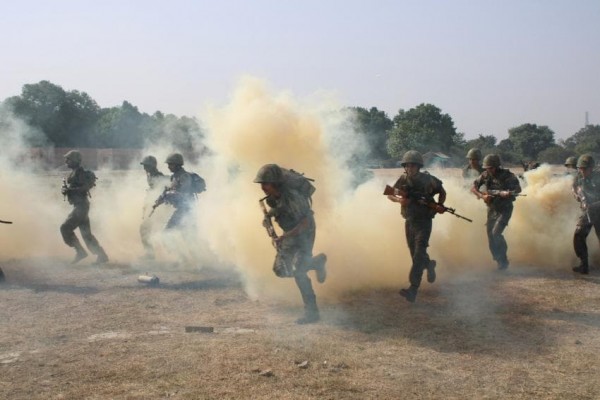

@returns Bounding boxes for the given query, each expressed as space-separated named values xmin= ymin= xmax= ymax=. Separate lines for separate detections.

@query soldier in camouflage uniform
xmin=462 ymin=148 xmax=484 ymax=180
xmin=60 ymin=150 xmax=109 ymax=264
xmin=572 ymin=154 xmax=600 ymax=274
xmin=564 ymin=156 xmax=578 ymax=176
xmin=140 ymin=155 xmax=167 ymax=259
xmin=388 ymin=151 xmax=446 ymax=303
xmin=151 ymin=153 xmax=195 ymax=230
xmin=254 ymin=164 xmax=327 ymax=324
xmin=471 ymin=154 xmax=521 ymax=270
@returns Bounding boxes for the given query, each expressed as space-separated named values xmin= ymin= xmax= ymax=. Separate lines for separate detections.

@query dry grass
xmin=1 ymin=258 xmax=599 ymax=400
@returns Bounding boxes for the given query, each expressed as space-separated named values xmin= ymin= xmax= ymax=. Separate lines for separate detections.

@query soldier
xmin=572 ymin=154 xmax=600 ymax=274
xmin=564 ymin=156 xmax=578 ymax=175
xmin=471 ymin=154 xmax=521 ymax=270
xmin=462 ymin=148 xmax=484 ymax=180
xmin=151 ymin=153 xmax=196 ymax=230
xmin=139 ymin=155 xmax=166 ymax=260
xmin=387 ymin=150 xmax=446 ymax=303
xmin=60 ymin=150 xmax=109 ymax=264
xmin=254 ymin=164 xmax=327 ymax=324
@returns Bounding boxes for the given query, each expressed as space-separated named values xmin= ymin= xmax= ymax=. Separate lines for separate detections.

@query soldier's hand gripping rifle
xmin=148 ymin=187 xmax=169 ymax=218
xmin=384 ymin=185 xmax=473 ymax=223
xmin=574 ymin=186 xmax=600 ymax=224
xmin=61 ymin=178 xmax=69 ymax=201
xmin=259 ymin=196 xmax=279 ymax=249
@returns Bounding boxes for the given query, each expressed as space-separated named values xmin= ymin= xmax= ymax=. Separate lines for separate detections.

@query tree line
xmin=2 ymin=81 xmax=599 ymax=166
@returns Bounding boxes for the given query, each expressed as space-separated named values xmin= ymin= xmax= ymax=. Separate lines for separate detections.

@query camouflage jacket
xmin=266 ymin=188 xmax=314 ymax=232
xmin=393 ymin=171 xmax=444 ymax=220
xmin=164 ymin=168 xmax=195 ymax=208
xmin=64 ymin=166 xmax=96 ymax=205
xmin=573 ymin=171 xmax=600 ymax=210
xmin=473 ymin=168 xmax=521 ymax=210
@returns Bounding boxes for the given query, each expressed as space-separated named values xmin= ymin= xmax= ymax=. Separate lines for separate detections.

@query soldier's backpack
xmin=281 ymin=168 xmax=316 ymax=201
xmin=83 ymin=169 xmax=97 ymax=189
xmin=189 ymin=172 xmax=206 ymax=194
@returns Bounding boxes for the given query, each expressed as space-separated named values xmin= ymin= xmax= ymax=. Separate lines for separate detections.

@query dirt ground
xmin=1 ymin=257 xmax=599 ymax=400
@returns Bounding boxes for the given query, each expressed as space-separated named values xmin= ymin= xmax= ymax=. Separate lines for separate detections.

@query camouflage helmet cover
xmin=141 ymin=155 xmax=158 ymax=167
xmin=165 ymin=153 xmax=184 ymax=165
xmin=64 ymin=150 xmax=82 ymax=164
xmin=400 ymin=150 xmax=424 ymax=167
xmin=576 ymin=154 xmax=596 ymax=169
xmin=254 ymin=164 xmax=283 ymax=183
xmin=564 ymin=156 xmax=577 ymax=167
xmin=466 ymin=148 xmax=482 ymax=160
xmin=482 ymin=154 xmax=501 ymax=168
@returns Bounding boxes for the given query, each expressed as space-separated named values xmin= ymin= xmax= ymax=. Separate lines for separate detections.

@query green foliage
xmin=3 ymin=81 xmax=203 ymax=150
xmin=346 ymin=106 xmax=393 ymax=160
xmin=507 ymin=123 xmax=555 ymax=160
xmin=465 ymin=134 xmax=497 ymax=154
xmin=537 ymin=145 xmax=574 ymax=164
xmin=387 ymin=103 xmax=460 ymax=159
xmin=564 ymin=125 xmax=600 ymax=156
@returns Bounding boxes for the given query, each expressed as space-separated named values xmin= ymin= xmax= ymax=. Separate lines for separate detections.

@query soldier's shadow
xmin=326 ymin=274 xmax=559 ymax=358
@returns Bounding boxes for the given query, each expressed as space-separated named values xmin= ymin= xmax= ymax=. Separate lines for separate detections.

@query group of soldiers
xmin=5 ymin=147 xmax=596 ymax=323
xmin=387 ymin=148 xmax=600 ymax=303
xmin=60 ymin=150 xmax=199 ymax=265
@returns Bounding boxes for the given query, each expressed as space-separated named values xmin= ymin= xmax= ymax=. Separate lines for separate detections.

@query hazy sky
xmin=1 ymin=0 xmax=599 ymax=140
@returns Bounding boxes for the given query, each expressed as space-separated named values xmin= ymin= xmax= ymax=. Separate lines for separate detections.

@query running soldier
xmin=564 ymin=156 xmax=578 ymax=176
xmin=572 ymin=154 xmax=600 ymax=274
xmin=60 ymin=150 xmax=109 ymax=264
xmin=151 ymin=153 xmax=196 ymax=230
xmin=254 ymin=164 xmax=327 ymax=324
xmin=139 ymin=155 xmax=166 ymax=260
xmin=462 ymin=148 xmax=484 ymax=180
xmin=387 ymin=150 xmax=446 ymax=303
xmin=471 ymin=154 xmax=521 ymax=270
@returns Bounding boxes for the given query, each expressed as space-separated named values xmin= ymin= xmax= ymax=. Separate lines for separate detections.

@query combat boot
xmin=93 ymin=248 xmax=109 ymax=265
xmin=71 ymin=246 xmax=88 ymax=264
xmin=296 ymin=308 xmax=320 ymax=325
xmin=399 ymin=286 xmax=418 ymax=303
xmin=426 ymin=260 xmax=437 ymax=283
xmin=313 ymin=253 xmax=327 ymax=284
xmin=572 ymin=264 xmax=589 ymax=274
xmin=497 ymin=260 xmax=509 ymax=270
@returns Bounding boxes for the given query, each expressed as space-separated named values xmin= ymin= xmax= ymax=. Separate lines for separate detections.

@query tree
xmin=564 ymin=125 xmax=600 ymax=156
xmin=346 ymin=107 xmax=393 ymax=160
xmin=507 ymin=123 xmax=555 ymax=160
xmin=387 ymin=103 xmax=460 ymax=159
xmin=5 ymin=81 xmax=100 ymax=146
xmin=537 ymin=145 xmax=574 ymax=164
xmin=465 ymin=134 xmax=497 ymax=152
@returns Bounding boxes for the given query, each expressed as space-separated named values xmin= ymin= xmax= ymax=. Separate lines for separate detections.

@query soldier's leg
xmin=166 ymin=207 xmax=185 ymax=230
xmin=408 ymin=219 xmax=432 ymax=288
xmin=78 ymin=204 xmax=108 ymax=263
xmin=485 ymin=209 xmax=498 ymax=262
xmin=294 ymin=251 xmax=319 ymax=324
xmin=60 ymin=207 xmax=88 ymax=263
xmin=491 ymin=213 xmax=511 ymax=269
xmin=139 ymin=218 xmax=154 ymax=259
xmin=573 ymin=214 xmax=592 ymax=273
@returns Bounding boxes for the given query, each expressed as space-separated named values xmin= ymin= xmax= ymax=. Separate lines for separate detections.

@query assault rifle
xmin=259 ymin=196 xmax=292 ymax=278
xmin=483 ymin=190 xmax=526 ymax=204
xmin=148 ymin=187 xmax=169 ymax=218
xmin=0 ymin=219 xmax=12 ymax=224
xmin=384 ymin=185 xmax=472 ymax=223
xmin=259 ymin=196 xmax=279 ymax=248
xmin=61 ymin=178 xmax=68 ymax=201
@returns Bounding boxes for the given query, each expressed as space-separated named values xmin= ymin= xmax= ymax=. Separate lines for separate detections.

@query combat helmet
xmin=564 ymin=156 xmax=577 ymax=167
xmin=140 ymin=155 xmax=158 ymax=168
xmin=576 ymin=154 xmax=595 ymax=169
xmin=165 ymin=153 xmax=184 ymax=166
xmin=400 ymin=150 xmax=424 ymax=167
xmin=482 ymin=154 xmax=501 ymax=168
xmin=254 ymin=164 xmax=283 ymax=183
xmin=466 ymin=148 xmax=482 ymax=160
xmin=64 ymin=150 xmax=82 ymax=164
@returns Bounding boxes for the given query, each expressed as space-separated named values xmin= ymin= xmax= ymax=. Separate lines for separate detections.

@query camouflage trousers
xmin=486 ymin=206 xmax=513 ymax=265
xmin=166 ymin=205 xmax=194 ymax=230
xmin=405 ymin=218 xmax=433 ymax=288
xmin=573 ymin=212 xmax=600 ymax=266
xmin=60 ymin=202 xmax=104 ymax=255
xmin=273 ymin=227 xmax=318 ymax=311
